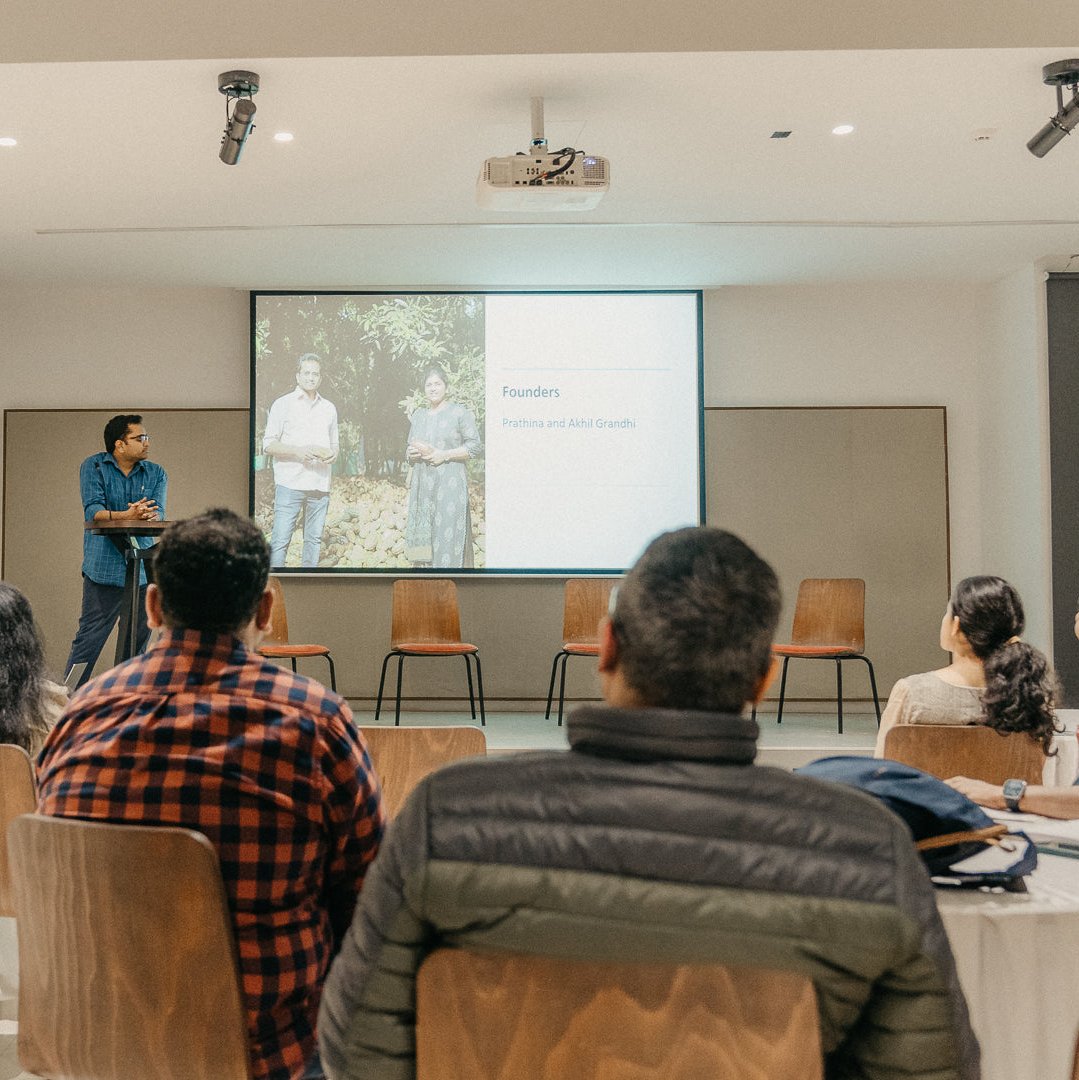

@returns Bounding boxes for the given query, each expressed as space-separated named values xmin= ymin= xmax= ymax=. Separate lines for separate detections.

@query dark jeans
xmin=301 ymin=1050 xmax=325 ymax=1079
xmin=65 ymin=575 xmax=150 ymax=689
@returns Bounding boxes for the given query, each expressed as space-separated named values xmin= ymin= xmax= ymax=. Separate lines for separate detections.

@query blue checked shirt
xmin=79 ymin=452 xmax=168 ymax=586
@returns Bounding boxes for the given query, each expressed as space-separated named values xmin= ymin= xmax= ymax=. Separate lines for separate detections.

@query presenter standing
xmin=65 ymin=414 xmax=167 ymax=689
xmin=263 ymin=354 xmax=339 ymax=568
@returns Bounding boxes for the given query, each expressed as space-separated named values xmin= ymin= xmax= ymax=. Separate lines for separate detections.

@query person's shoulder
xmin=244 ymin=656 xmax=351 ymax=727
xmin=269 ymin=387 xmax=301 ymax=408
xmin=79 ymin=451 xmax=108 ymax=470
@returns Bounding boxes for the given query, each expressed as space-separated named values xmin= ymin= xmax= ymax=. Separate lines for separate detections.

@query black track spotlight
xmin=1028 ymin=60 xmax=1079 ymax=158
xmin=218 ymin=70 xmax=259 ymax=165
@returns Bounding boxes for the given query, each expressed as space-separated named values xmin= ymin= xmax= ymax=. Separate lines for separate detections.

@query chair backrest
xmin=416 ymin=949 xmax=823 ymax=1080
xmin=359 ymin=726 xmax=487 ymax=818
xmin=0 ymin=745 xmax=36 ymax=918
xmin=562 ymin=578 xmax=617 ymax=645
xmin=264 ymin=576 xmax=290 ymax=646
xmin=391 ymin=579 xmax=463 ymax=647
xmin=8 ymin=814 xmax=251 ymax=1080
xmin=883 ymin=724 xmax=1046 ymax=785
xmin=790 ymin=578 xmax=866 ymax=651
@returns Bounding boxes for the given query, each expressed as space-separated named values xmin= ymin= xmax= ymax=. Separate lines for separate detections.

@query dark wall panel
xmin=1047 ymin=274 xmax=1079 ymax=705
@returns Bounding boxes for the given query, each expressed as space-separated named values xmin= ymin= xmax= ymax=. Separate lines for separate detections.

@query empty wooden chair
xmin=8 ymin=815 xmax=251 ymax=1080
xmin=375 ymin=580 xmax=485 ymax=726
xmin=545 ymin=578 xmax=617 ymax=727
xmin=883 ymin=725 xmax=1046 ymax=785
xmin=0 ymin=746 xmax=37 ymax=919
xmin=359 ymin=726 xmax=487 ymax=818
xmin=258 ymin=576 xmax=337 ymax=691
xmin=770 ymin=578 xmax=881 ymax=734
xmin=416 ymin=949 xmax=823 ymax=1080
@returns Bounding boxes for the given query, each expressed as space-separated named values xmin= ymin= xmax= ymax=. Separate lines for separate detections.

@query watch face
xmin=1003 ymin=779 xmax=1027 ymax=809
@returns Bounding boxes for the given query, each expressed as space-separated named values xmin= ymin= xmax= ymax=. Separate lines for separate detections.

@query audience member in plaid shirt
xmin=38 ymin=508 xmax=384 ymax=1080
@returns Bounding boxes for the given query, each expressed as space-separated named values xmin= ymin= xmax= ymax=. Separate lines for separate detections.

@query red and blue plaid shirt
xmin=37 ymin=629 xmax=384 ymax=1080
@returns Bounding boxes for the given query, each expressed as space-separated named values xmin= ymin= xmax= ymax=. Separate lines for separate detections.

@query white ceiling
xmin=3 ymin=3 xmax=1079 ymax=287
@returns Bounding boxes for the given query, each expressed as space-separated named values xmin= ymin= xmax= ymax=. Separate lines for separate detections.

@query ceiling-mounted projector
xmin=477 ymin=97 xmax=610 ymax=211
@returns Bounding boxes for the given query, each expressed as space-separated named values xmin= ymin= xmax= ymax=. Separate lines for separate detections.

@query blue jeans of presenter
xmin=270 ymin=485 xmax=330 ymax=567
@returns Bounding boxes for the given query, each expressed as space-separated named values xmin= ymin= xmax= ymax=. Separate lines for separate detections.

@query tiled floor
xmin=0 ymin=707 xmax=879 ymax=1078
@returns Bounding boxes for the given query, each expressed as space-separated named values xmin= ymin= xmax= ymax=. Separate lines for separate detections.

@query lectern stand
xmin=84 ymin=520 xmax=168 ymax=664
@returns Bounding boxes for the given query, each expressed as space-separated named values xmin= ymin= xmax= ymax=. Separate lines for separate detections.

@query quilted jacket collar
xmin=567 ymin=705 xmax=758 ymax=765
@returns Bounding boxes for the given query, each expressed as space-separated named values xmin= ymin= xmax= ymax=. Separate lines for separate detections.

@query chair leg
xmin=836 ymin=660 xmax=844 ymax=736
xmin=325 ymin=654 xmax=337 ymax=694
xmin=394 ymin=654 xmax=405 ymax=727
xmin=860 ymin=656 xmax=882 ymax=726
xmin=290 ymin=658 xmax=298 ymax=675
xmin=374 ymin=652 xmax=393 ymax=723
xmin=545 ymin=652 xmax=563 ymax=720
xmin=557 ymin=653 xmax=570 ymax=727
xmin=463 ymin=655 xmax=477 ymax=721
xmin=473 ymin=653 xmax=486 ymax=727
xmin=776 ymin=658 xmax=791 ymax=724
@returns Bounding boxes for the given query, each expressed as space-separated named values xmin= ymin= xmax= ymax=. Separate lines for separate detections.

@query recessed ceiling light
xmin=0 ymin=137 xmax=17 ymax=147
xmin=832 ymin=124 xmax=855 ymax=136
xmin=273 ymin=132 xmax=294 ymax=143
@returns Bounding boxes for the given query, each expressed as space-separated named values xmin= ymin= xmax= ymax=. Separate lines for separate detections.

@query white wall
xmin=0 ymin=284 xmax=249 ymax=546
xmin=706 ymin=283 xmax=984 ymax=579
xmin=979 ymin=267 xmax=1052 ymax=651
xmin=704 ymin=279 xmax=1053 ymax=652
xmin=0 ymin=277 xmax=1054 ymax=652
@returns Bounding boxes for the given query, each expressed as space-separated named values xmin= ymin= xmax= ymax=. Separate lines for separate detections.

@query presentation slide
xmin=251 ymin=291 xmax=701 ymax=573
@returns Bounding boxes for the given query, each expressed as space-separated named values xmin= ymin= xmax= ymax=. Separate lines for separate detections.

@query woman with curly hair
xmin=0 ymin=583 xmax=65 ymax=758
xmin=875 ymin=575 xmax=1059 ymax=758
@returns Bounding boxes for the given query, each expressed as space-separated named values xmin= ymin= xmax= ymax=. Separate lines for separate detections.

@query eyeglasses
xmin=127 ymin=434 xmax=151 ymax=444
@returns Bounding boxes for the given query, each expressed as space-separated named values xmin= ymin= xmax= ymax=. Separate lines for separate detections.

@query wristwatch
xmin=1002 ymin=778 xmax=1027 ymax=812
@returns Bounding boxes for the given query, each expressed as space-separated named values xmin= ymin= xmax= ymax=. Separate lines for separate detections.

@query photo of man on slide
xmin=263 ymin=353 xmax=339 ymax=568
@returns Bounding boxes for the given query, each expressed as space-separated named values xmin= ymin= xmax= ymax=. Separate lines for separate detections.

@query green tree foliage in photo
xmin=255 ymin=293 xmax=485 ymax=480
xmin=253 ymin=294 xmax=487 ymax=568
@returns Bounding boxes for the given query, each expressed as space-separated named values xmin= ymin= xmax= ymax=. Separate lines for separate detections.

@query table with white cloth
xmin=936 ymin=816 xmax=1079 ymax=1080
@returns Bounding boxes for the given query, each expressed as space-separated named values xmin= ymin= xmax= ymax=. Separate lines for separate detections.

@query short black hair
xmin=103 ymin=414 xmax=142 ymax=453
xmin=611 ymin=527 xmax=781 ymax=712
xmin=296 ymin=353 xmax=321 ymax=372
xmin=152 ymin=509 xmax=269 ymax=634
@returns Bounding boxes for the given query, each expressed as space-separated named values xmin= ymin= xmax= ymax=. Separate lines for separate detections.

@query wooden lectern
xmin=84 ymin=520 xmax=168 ymax=663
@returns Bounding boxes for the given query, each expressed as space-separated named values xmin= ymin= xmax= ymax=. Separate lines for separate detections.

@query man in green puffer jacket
xmin=319 ymin=527 xmax=979 ymax=1080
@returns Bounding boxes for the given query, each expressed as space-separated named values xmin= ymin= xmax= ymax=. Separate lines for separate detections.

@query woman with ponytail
xmin=0 ymin=583 xmax=65 ymax=758
xmin=875 ymin=575 xmax=1059 ymax=758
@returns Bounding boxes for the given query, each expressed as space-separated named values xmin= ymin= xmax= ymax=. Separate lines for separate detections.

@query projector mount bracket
xmin=1042 ymin=60 xmax=1079 ymax=117
xmin=219 ymin=71 xmax=260 ymax=99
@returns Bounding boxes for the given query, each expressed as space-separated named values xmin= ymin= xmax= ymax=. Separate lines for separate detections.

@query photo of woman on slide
xmin=405 ymin=365 xmax=483 ymax=567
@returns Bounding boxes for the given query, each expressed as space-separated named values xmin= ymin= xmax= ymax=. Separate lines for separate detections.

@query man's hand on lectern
xmin=126 ymin=498 xmax=160 ymax=522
